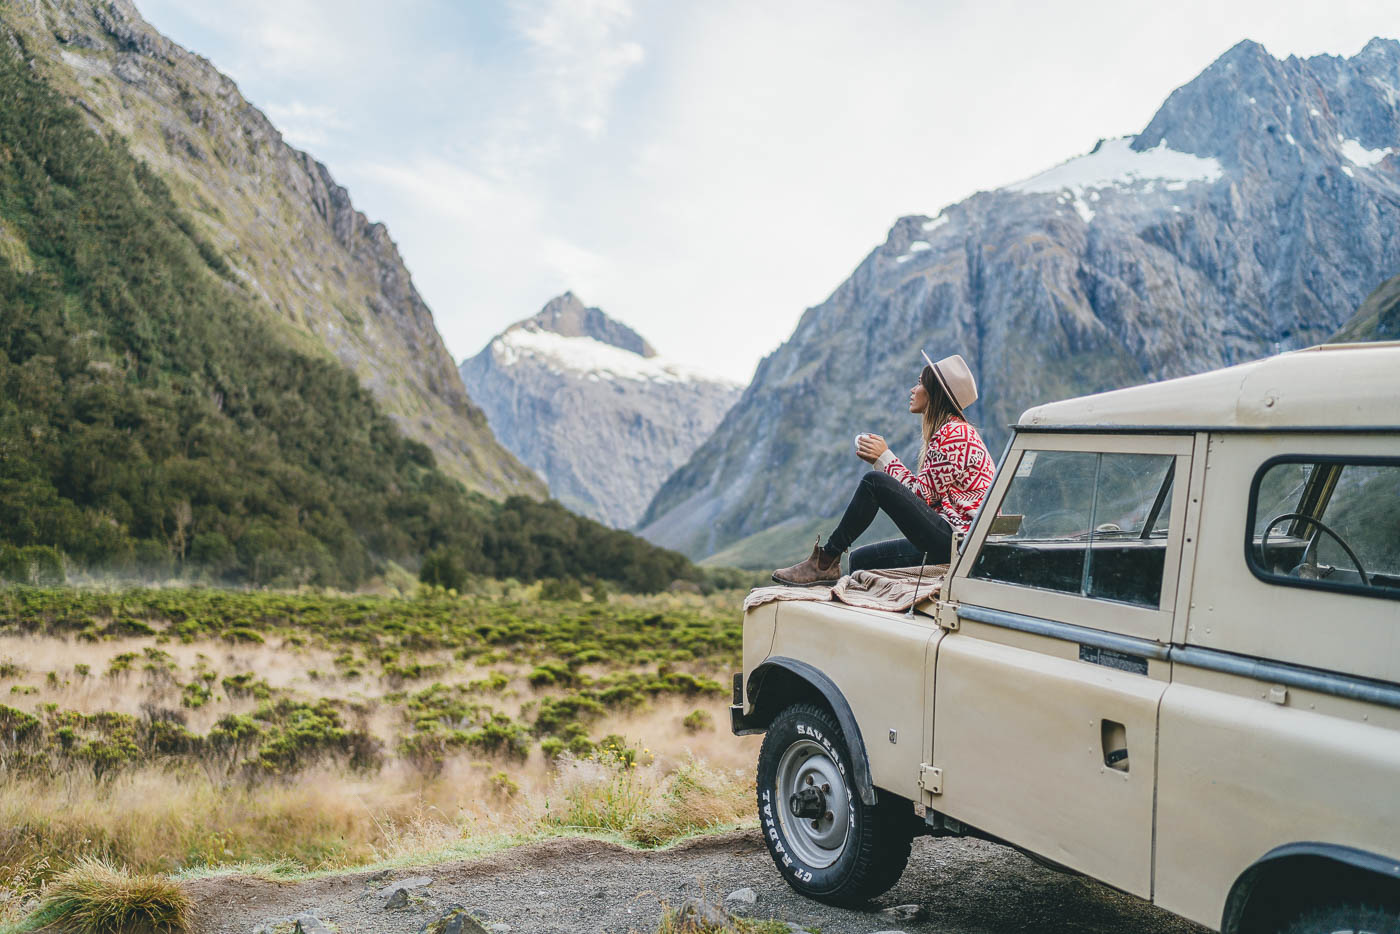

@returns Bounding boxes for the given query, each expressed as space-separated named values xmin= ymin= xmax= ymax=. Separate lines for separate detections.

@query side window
xmin=1247 ymin=458 xmax=1400 ymax=600
xmin=970 ymin=450 xmax=1176 ymax=608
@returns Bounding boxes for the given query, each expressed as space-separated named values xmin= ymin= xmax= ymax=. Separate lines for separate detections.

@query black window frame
xmin=1244 ymin=453 xmax=1400 ymax=603
xmin=968 ymin=448 xmax=1178 ymax=610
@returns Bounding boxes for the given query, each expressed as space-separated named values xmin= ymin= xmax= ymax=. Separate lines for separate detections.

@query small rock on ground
xmin=678 ymin=898 xmax=731 ymax=927
xmin=294 ymin=918 xmax=337 ymax=934
xmin=252 ymin=911 xmax=337 ymax=934
xmin=377 ymin=877 xmax=433 ymax=900
xmin=417 ymin=906 xmax=489 ymax=934
xmin=725 ymin=887 xmax=759 ymax=906
xmin=880 ymin=904 xmax=927 ymax=922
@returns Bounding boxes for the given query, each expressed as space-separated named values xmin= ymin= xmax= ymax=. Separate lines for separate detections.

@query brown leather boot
xmin=771 ymin=538 xmax=842 ymax=586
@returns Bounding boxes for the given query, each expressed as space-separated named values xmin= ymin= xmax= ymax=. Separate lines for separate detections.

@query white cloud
xmin=510 ymin=0 xmax=644 ymax=136
xmin=263 ymin=101 xmax=347 ymax=149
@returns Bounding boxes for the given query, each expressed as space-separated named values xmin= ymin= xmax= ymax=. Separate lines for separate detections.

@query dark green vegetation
xmin=1331 ymin=271 xmax=1400 ymax=342
xmin=0 ymin=586 xmax=735 ymax=782
xmin=0 ymin=44 xmax=700 ymax=592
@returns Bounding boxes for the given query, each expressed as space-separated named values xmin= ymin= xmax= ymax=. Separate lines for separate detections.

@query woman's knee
xmin=860 ymin=469 xmax=898 ymax=491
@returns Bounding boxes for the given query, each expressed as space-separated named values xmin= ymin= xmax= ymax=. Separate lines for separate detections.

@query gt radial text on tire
xmin=755 ymin=702 xmax=913 ymax=905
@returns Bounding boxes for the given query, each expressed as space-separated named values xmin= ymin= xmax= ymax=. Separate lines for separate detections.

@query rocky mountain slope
xmin=641 ymin=38 xmax=1400 ymax=561
xmin=2 ymin=0 xmax=542 ymax=498
xmin=460 ymin=294 xmax=741 ymax=528
xmin=0 ymin=39 xmax=702 ymax=589
xmin=1333 ymin=271 xmax=1400 ymax=341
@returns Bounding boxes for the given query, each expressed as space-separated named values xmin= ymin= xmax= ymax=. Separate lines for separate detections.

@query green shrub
xmin=682 ymin=709 xmax=714 ymax=733
xmin=419 ymin=548 xmax=467 ymax=591
xmin=0 ymin=545 xmax=66 ymax=586
xmin=533 ymin=695 xmax=605 ymax=737
xmin=539 ymin=577 xmax=583 ymax=602
xmin=222 ymin=627 xmax=265 ymax=645
xmin=465 ymin=715 xmax=529 ymax=761
xmin=489 ymin=771 xmax=519 ymax=799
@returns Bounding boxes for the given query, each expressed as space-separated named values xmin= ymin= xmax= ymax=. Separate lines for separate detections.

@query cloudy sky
xmin=138 ymin=0 xmax=1395 ymax=383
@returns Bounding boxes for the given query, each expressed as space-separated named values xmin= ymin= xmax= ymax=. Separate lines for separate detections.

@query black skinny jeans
xmin=823 ymin=470 xmax=954 ymax=572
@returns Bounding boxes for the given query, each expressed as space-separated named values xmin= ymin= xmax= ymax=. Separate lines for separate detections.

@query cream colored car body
xmin=734 ymin=343 xmax=1400 ymax=932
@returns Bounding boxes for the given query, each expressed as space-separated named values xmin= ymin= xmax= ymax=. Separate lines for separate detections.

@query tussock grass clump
xmin=652 ymin=906 xmax=796 ymax=933
xmin=546 ymin=751 xmax=750 ymax=847
xmin=37 ymin=857 xmax=191 ymax=933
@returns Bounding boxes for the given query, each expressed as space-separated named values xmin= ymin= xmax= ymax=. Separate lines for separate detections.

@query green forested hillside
xmin=1331 ymin=272 xmax=1400 ymax=342
xmin=0 ymin=46 xmax=694 ymax=591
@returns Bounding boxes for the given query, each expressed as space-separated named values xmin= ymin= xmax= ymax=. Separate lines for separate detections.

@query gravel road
xmin=185 ymin=829 xmax=1209 ymax=934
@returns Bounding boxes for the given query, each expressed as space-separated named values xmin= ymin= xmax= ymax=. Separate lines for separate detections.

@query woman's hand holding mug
xmin=855 ymin=433 xmax=889 ymax=464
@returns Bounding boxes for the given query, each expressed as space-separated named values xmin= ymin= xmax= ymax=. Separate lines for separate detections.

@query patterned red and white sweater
xmin=873 ymin=419 xmax=995 ymax=532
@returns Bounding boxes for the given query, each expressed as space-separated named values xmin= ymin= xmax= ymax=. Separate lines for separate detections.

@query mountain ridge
xmin=461 ymin=294 xmax=741 ymax=529
xmin=1 ymin=0 xmax=543 ymax=498
xmin=640 ymin=37 xmax=1400 ymax=562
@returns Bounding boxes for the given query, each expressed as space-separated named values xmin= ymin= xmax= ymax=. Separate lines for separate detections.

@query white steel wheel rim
xmin=774 ymin=738 xmax=850 ymax=869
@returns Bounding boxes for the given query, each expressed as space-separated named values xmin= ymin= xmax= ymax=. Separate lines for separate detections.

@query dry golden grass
xmin=0 ymin=700 xmax=760 ymax=925
xmin=33 ymin=858 xmax=192 ymax=934
xmin=0 ymin=585 xmax=760 ymax=929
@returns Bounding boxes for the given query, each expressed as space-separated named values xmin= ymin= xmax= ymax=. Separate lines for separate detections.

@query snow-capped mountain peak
xmin=460 ymin=295 xmax=742 ymax=528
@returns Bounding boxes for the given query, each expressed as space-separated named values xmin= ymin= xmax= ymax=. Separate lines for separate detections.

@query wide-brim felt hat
xmin=920 ymin=350 xmax=978 ymax=416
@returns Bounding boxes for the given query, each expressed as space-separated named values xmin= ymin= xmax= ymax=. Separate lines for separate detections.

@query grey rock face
xmin=641 ymin=38 xmax=1400 ymax=561
xmin=3 ymin=0 xmax=543 ymax=499
xmin=460 ymin=294 xmax=741 ymax=529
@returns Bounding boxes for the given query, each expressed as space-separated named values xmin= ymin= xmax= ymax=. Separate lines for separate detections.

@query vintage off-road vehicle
xmin=732 ymin=342 xmax=1400 ymax=934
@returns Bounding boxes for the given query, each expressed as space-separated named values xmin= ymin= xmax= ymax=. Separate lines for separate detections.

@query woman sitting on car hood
xmin=772 ymin=351 xmax=995 ymax=586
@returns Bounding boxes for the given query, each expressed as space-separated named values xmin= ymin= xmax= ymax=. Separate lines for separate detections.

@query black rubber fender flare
xmin=1221 ymin=841 xmax=1400 ymax=933
xmin=741 ymin=656 xmax=877 ymax=807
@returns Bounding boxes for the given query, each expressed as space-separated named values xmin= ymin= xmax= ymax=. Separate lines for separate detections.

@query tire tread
xmin=756 ymin=702 xmax=913 ymax=906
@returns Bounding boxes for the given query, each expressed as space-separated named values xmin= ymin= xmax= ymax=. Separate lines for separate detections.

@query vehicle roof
xmin=1017 ymin=342 xmax=1400 ymax=431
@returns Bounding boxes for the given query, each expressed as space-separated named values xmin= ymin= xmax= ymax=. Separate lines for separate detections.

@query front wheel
xmin=755 ymin=703 xmax=913 ymax=905
xmin=1279 ymin=903 xmax=1400 ymax=934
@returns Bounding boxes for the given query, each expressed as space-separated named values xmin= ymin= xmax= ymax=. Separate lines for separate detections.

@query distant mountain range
xmin=640 ymin=38 xmax=1400 ymax=564
xmin=3 ymin=0 xmax=541 ymax=498
xmin=460 ymin=294 xmax=740 ymax=528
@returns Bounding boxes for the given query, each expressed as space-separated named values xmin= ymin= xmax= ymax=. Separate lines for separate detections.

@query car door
xmin=927 ymin=432 xmax=1193 ymax=898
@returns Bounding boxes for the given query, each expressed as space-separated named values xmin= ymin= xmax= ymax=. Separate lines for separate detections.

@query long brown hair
xmin=917 ymin=365 xmax=963 ymax=472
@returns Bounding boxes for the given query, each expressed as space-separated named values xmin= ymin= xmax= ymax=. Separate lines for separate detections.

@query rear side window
xmin=1246 ymin=457 xmax=1400 ymax=601
xmin=969 ymin=450 xmax=1176 ymax=608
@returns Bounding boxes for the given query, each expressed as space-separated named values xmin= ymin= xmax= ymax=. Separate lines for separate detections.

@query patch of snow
xmin=493 ymin=327 xmax=739 ymax=386
xmin=1338 ymin=137 xmax=1390 ymax=167
xmin=1007 ymin=137 xmax=1223 ymax=197
xmin=894 ymin=254 xmax=912 ymax=264
xmin=1310 ymin=107 xmax=1321 ymax=117
xmin=921 ymin=215 xmax=949 ymax=232
xmin=1071 ymin=197 xmax=1095 ymax=224
xmin=1285 ymin=133 xmax=1296 ymax=145
xmin=1248 ymin=96 xmax=1257 ymax=104
xmin=1342 ymin=165 xmax=1355 ymax=177
xmin=908 ymin=240 xmax=931 ymax=252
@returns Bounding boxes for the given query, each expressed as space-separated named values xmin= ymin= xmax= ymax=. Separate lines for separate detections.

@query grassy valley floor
xmin=0 ymin=584 xmax=759 ymax=923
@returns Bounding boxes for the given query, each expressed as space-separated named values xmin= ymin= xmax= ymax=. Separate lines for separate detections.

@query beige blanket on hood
xmin=742 ymin=565 xmax=949 ymax=614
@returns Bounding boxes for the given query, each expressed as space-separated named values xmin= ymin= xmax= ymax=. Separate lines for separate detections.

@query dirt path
xmin=185 ymin=830 xmax=1209 ymax=934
